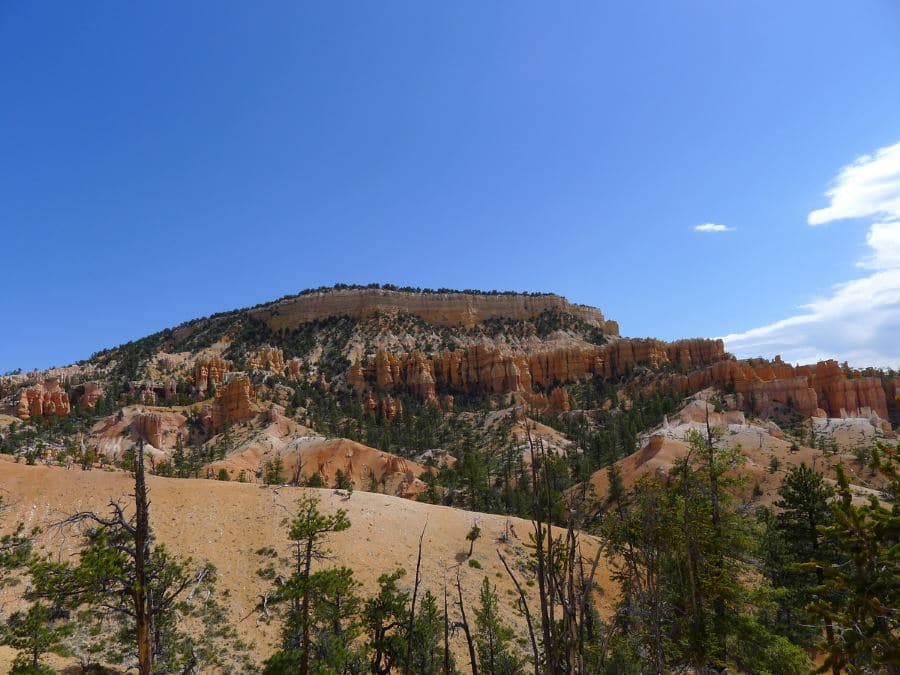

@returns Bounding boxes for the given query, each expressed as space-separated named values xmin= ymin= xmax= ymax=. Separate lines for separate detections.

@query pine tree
xmin=405 ymin=590 xmax=456 ymax=675
xmin=364 ymin=569 xmax=409 ymax=675
xmin=43 ymin=441 xmax=247 ymax=673
xmin=264 ymin=494 xmax=352 ymax=675
xmin=1 ymin=603 xmax=71 ymax=674
xmin=474 ymin=577 xmax=523 ymax=675
xmin=811 ymin=444 xmax=900 ymax=673
xmin=0 ymin=497 xmax=32 ymax=588
xmin=763 ymin=463 xmax=835 ymax=649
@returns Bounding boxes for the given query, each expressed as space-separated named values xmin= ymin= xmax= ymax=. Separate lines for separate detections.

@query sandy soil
xmin=0 ymin=456 xmax=612 ymax=671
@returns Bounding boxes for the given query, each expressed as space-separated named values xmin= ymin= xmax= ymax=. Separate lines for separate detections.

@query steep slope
xmin=0 ymin=457 xmax=612 ymax=668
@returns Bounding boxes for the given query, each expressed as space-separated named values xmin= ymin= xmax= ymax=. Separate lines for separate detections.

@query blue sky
xmin=3 ymin=2 xmax=900 ymax=372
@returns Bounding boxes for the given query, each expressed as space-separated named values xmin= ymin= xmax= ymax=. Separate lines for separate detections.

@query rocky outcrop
xmin=208 ymin=374 xmax=255 ymax=430
xmin=74 ymin=381 xmax=103 ymax=409
xmin=247 ymin=345 xmax=285 ymax=373
xmin=405 ymin=352 xmax=436 ymax=401
xmin=193 ymin=356 xmax=231 ymax=396
xmin=381 ymin=395 xmax=403 ymax=420
xmin=348 ymin=361 xmax=367 ymax=394
xmin=667 ymin=357 xmax=891 ymax=421
xmin=361 ymin=392 xmax=403 ymax=420
xmin=128 ymin=379 xmax=176 ymax=405
xmin=549 ymin=387 xmax=571 ymax=413
xmin=522 ymin=387 xmax=571 ymax=413
xmin=16 ymin=379 xmax=71 ymax=420
xmin=284 ymin=358 xmax=304 ymax=381
xmin=353 ymin=338 xmax=726 ymax=401
xmin=133 ymin=412 xmax=165 ymax=449
xmin=250 ymin=288 xmax=619 ymax=333
xmin=130 ymin=410 xmax=188 ymax=450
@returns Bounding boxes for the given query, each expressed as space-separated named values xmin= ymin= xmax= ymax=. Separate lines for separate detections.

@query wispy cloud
xmin=694 ymin=223 xmax=734 ymax=233
xmin=807 ymin=141 xmax=900 ymax=226
xmin=725 ymin=141 xmax=900 ymax=368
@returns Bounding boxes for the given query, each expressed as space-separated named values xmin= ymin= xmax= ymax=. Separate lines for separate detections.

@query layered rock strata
xmin=250 ymin=288 xmax=619 ymax=333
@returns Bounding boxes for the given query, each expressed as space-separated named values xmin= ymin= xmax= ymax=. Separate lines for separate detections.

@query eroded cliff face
xmin=250 ymin=288 xmax=619 ymax=333
xmin=16 ymin=379 xmax=71 ymax=420
xmin=667 ymin=357 xmax=890 ymax=421
xmin=207 ymin=374 xmax=255 ymax=431
xmin=349 ymin=338 xmax=728 ymax=403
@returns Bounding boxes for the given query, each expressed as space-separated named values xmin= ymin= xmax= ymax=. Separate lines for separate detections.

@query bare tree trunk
xmin=498 ymin=550 xmax=539 ymax=675
xmin=299 ymin=536 xmax=314 ymax=675
xmin=443 ymin=578 xmax=451 ymax=675
xmin=527 ymin=426 xmax=553 ymax=673
xmin=134 ymin=439 xmax=153 ymax=675
xmin=705 ymin=406 xmax=727 ymax=668
xmin=404 ymin=524 xmax=426 ymax=675
xmin=456 ymin=570 xmax=479 ymax=675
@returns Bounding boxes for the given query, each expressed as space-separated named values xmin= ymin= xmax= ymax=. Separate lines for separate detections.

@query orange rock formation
xmin=194 ymin=356 xmax=231 ymax=396
xmin=16 ymin=379 xmax=71 ymax=420
xmin=208 ymin=374 xmax=255 ymax=430
xmin=353 ymin=338 xmax=726 ymax=400
xmin=75 ymin=381 xmax=103 ymax=409
xmin=667 ymin=357 xmax=890 ymax=420
xmin=247 ymin=345 xmax=285 ymax=373
xmin=133 ymin=412 xmax=166 ymax=449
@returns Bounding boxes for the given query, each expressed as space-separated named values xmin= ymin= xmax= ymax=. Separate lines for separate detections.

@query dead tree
xmin=57 ymin=439 xmax=192 ymax=674
xmin=523 ymin=423 xmax=606 ymax=674
xmin=403 ymin=523 xmax=427 ymax=675
xmin=455 ymin=569 xmax=479 ymax=675
xmin=443 ymin=575 xmax=451 ymax=675
xmin=497 ymin=550 xmax=539 ymax=675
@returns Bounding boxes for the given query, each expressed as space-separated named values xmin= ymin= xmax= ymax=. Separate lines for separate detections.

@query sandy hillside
xmin=0 ymin=456 xmax=612 ymax=670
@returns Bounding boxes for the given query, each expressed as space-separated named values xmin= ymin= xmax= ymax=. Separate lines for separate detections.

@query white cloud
xmin=808 ymin=141 xmax=900 ymax=226
xmin=694 ymin=223 xmax=734 ymax=233
xmin=724 ymin=141 xmax=900 ymax=368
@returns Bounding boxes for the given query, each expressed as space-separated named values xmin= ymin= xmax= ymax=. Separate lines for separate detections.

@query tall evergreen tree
xmin=474 ymin=577 xmax=524 ymax=675
xmin=811 ymin=444 xmax=900 ymax=673
xmin=263 ymin=494 xmax=352 ymax=675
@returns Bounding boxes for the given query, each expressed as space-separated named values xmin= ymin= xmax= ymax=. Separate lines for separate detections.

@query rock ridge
xmin=249 ymin=288 xmax=618 ymax=333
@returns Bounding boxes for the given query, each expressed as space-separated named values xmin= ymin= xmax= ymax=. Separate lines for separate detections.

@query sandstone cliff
xmin=250 ymin=288 xmax=618 ymax=333
xmin=351 ymin=338 xmax=727 ymax=401
xmin=666 ymin=357 xmax=890 ymax=421
xmin=16 ymin=379 xmax=71 ymax=420
xmin=207 ymin=374 xmax=255 ymax=431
